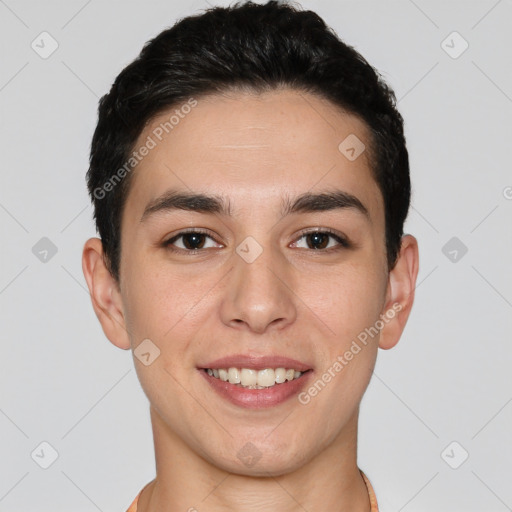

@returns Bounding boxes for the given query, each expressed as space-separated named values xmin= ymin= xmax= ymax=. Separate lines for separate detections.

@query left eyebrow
xmin=281 ymin=190 xmax=370 ymax=222
xmin=140 ymin=188 xmax=370 ymax=223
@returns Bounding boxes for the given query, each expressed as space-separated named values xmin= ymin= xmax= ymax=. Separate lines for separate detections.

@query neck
xmin=138 ymin=406 xmax=371 ymax=512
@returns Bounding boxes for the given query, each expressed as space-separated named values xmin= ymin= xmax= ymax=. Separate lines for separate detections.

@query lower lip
xmin=198 ymin=369 xmax=313 ymax=409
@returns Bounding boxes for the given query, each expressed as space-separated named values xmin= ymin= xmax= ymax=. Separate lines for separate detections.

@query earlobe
xmin=378 ymin=234 xmax=420 ymax=350
xmin=82 ymin=237 xmax=131 ymax=350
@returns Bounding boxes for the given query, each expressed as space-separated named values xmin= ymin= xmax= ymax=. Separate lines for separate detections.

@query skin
xmin=83 ymin=88 xmax=419 ymax=511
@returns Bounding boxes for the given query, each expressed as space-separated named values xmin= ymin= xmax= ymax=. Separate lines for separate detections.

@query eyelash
xmin=162 ymin=228 xmax=351 ymax=254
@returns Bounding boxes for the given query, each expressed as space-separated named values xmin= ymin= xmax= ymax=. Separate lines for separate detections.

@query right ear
xmin=82 ymin=237 xmax=131 ymax=350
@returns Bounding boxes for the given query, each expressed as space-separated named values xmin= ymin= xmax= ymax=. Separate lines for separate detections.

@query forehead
xmin=124 ymin=88 xmax=383 ymax=224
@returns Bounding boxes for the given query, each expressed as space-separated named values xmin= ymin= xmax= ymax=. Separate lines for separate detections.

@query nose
xmin=219 ymin=239 xmax=297 ymax=334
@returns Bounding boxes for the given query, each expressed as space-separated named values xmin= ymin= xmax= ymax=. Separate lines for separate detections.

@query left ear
xmin=379 ymin=234 xmax=419 ymax=350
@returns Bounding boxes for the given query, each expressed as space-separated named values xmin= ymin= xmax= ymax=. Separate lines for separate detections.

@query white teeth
xmin=275 ymin=368 xmax=286 ymax=383
xmin=257 ymin=368 xmax=275 ymax=387
xmin=205 ymin=367 xmax=306 ymax=388
xmin=240 ymin=368 xmax=257 ymax=386
xmin=228 ymin=367 xmax=241 ymax=384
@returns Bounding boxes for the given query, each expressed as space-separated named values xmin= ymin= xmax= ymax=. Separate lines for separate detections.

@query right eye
xmin=163 ymin=229 xmax=223 ymax=253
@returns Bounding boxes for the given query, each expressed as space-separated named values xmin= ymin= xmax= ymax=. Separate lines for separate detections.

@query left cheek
xmin=324 ymin=270 xmax=383 ymax=330
xmin=317 ymin=299 xmax=381 ymax=381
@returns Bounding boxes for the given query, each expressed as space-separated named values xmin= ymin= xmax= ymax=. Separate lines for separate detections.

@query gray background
xmin=1 ymin=0 xmax=511 ymax=510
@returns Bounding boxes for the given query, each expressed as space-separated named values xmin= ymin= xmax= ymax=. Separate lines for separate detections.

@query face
xmin=84 ymin=88 xmax=417 ymax=477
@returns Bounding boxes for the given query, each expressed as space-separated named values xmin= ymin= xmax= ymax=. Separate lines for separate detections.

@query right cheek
xmin=126 ymin=287 xmax=161 ymax=329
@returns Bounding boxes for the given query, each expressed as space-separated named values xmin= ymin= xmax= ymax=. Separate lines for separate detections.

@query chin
xmin=204 ymin=439 xmax=314 ymax=477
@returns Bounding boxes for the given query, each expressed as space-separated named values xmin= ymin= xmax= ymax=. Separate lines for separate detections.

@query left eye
xmin=292 ymin=231 xmax=349 ymax=250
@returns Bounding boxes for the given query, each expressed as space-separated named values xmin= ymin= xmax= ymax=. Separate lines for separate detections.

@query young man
xmin=82 ymin=1 xmax=419 ymax=510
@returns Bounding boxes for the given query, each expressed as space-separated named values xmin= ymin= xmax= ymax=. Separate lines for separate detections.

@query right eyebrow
xmin=140 ymin=190 xmax=232 ymax=222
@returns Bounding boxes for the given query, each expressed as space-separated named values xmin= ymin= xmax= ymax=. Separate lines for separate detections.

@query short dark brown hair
xmin=86 ymin=0 xmax=410 ymax=281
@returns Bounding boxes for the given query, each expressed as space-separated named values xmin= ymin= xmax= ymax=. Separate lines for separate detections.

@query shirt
xmin=126 ymin=469 xmax=379 ymax=511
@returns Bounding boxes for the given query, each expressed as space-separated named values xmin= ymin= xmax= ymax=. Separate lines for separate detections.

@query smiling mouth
xmin=201 ymin=367 xmax=311 ymax=389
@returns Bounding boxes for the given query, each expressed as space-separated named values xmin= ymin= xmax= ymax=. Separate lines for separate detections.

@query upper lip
xmin=199 ymin=354 xmax=313 ymax=372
